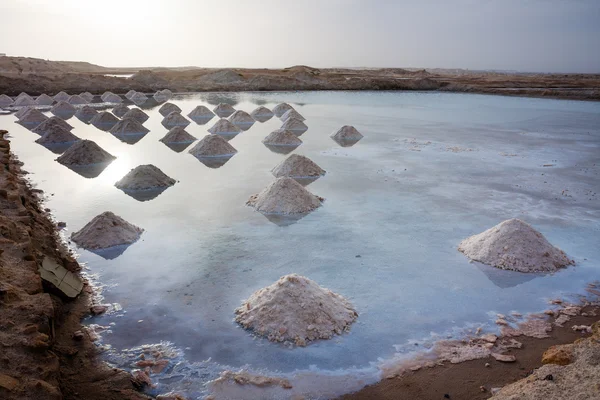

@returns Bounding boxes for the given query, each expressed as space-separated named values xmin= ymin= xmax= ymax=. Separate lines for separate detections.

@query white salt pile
xmin=51 ymin=101 xmax=77 ymax=117
xmin=458 ymin=218 xmax=574 ymax=273
xmin=67 ymin=94 xmax=88 ymax=105
xmin=247 ymin=177 xmax=323 ymax=214
xmin=235 ymin=274 xmax=357 ymax=346
xmin=131 ymin=92 xmax=148 ymax=104
xmin=189 ymin=135 xmax=237 ymax=157
xmin=109 ymin=118 xmax=150 ymax=136
xmin=250 ymin=106 xmax=273 ymax=121
xmin=229 ymin=110 xmax=255 ymax=128
xmin=32 ymin=116 xmax=73 ymax=135
xmin=90 ymin=111 xmax=119 ymax=129
xmin=160 ymin=126 xmax=196 ymax=144
xmin=208 ymin=118 xmax=241 ymax=136
xmin=112 ymin=104 xmax=130 ymax=118
xmin=18 ymin=108 xmax=48 ymax=127
xmin=213 ymin=103 xmax=235 ymax=118
xmin=53 ymin=91 xmax=70 ymax=102
xmin=80 ymin=92 xmax=94 ymax=102
xmin=331 ymin=125 xmax=363 ymax=141
xmin=262 ymin=129 xmax=302 ymax=147
xmin=35 ymin=93 xmax=55 ymax=106
xmin=71 ymin=211 xmax=143 ymax=250
xmin=75 ymin=105 xmax=98 ymax=122
xmin=14 ymin=93 xmax=36 ymax=107
xmin=115 ymin=164 xmax=175 ymax=192
xmin=35 ymin=125 xmax=80 ymax=144
xmin=281 ymin=117 xmax=308 ymax=135
xmin=188 ymin=105 xmax=215 ymax=121
xmin=272 ymin=154 xmax=325 ymax=180
xmin=159 ymin=102 xmax=181 ymax=117
xmin=272 ymin=103 xmax=294 ymax=118
xmin=125 ymin=90 xmax=136 ymax=100
xmin=162 ymin=112 xmax=190 ymax=128
xmin=122 ymin=108 xmax=149 ymax=124
xmin=56 ymin=139 xmax=116 ymax=166
xmin=0 ymin=94 xmax=13 ymax=107
xmin=280 ymin=109 xmax=305 ymax=122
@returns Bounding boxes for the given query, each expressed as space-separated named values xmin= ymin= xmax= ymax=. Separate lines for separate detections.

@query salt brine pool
xmin=2 ymin=91 xmax=600 ymax=399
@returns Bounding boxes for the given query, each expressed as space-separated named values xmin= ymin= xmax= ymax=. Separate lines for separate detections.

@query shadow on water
xmin=213 ymin=132 xmax=240 ymax=141
xmin=263 ymin=144 xmax=299 ymax=155
xmin=192 ymin=155 xmax=234 ymax=169
xmin=87 ymin=244 xmax=136 ymax=260
xmin=163 ymin=142 xmax=194 ymax=153
xmin=112 ymin=133 xmax=149 ymax=145
xmin=190 ymin=116 xmax=215 ymax=125
xmin=259 ymin=212 xmax=310 ymax=227
xmin=475 ymin=262 xmax=544 ymax=289
xmin=198 ymin=93 xmax=240 ymax=106
xmin=332 ymin=137 xmax=362 ymax=147
xmin=39 ymin=142 xmax=77 ymax=155
xmin=119 ymin=187 xmax=170 ymax=202
xmin=291 ymin=176 xmax=321 ymax=186
xmin=234 ymin=122 xmax=254 ymax=131
xmin=252 ymin=115 xmax=273 ymax=123
xmin=137 ymin=98 xmax=161 ymax=110
xmin=61 ymin=162 xmax=113 ymax=179
xmin=52 ymin=112 xmax=75 ymax=120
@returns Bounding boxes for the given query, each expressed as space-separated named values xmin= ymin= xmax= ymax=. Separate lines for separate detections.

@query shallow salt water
xmin=2 ymin=91 xmax=600 ymax=399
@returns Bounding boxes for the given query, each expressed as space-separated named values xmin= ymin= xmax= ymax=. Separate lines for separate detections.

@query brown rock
xmin=90 ymin=305 xmax=108 ymax=315
xmin=0 ymin=374 xmax=19 ymax=391
xmin=542 ymin=344 xmax=574 ymax=366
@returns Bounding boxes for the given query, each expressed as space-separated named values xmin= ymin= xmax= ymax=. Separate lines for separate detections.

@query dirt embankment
xmin=0 ymin=130 xmax=149 ymax=400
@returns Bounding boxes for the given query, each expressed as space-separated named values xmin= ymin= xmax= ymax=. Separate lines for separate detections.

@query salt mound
xmin=189 ymin=135 xmax=237 ymax=157
xmin=458 ymin=219 xmax=574 ymax=273
xmin=272 ymin=154 xmax=325 ymax=179
xmin=115 ymin=164 xmax=176 ymax=191
xmin=162 ymin=112 xmax=190 ymax=128
xmin=75 ymin=105 xmax=98 ymax=122
xmin=67 ymin=94 xmax=88 ymax=105
xmin=56 ymin=139 xmax=116 ymax=166
xmin=14 ymin=93 xmax=35 ymax=107
xmin=51 ymin=101 xmax=76 ymax=117
xmin=101 ymin=91 xmax=122 ymax=103
xmin=35 ymin=125 xmax=80 ymax=144
xmin=160 ymin=126 xmax=196 ymax=144
xmin=159 ymin=102 xmax=181 ymax=117
xmin=280 ymin=109 xmax=305 ymax=122
xmin=235 ymin=274 xmax=357 ymax=346
xmin=32 ymin=116 xmax=73 ymax=135
xmin=188 ymin=105 xmax=214 ymax=121
xmin=153 ymin=90 xmax=169 ymax=102
xmin=262 ymin=129 xmax=302 ymax=146
xmin=71 ymin=211 xmax=143 ymax=250
xmin=125 ymin=90 xmax=136 ymax=100
xmin=281 ymin=117 xmax=308 ymax=135
xmin=160 ymin=89 xmax=173 ymax=99
xmin=213 ymin=103 xmax=235 ymax=118
xmin=250 ymin=106 xmax=273 ymax=119
xmin=35 ymin=93 xmax=55 ymax=106
xmin=131 ymin=92 xmax=148 ymax=104
xmin=90 ymin=111 xmax=119 ymax=128
xmin=18 ymin=108 xmax=48 ymax=127
xmin=208 ymin=118 xmax=241 ymax=135
xmin=109 ymin=118 xmax=149 ymax=136
xmin=247 ymin=177 xmax=323 ymax=214
xmin=53 ymin=91 xmax=70 ymax=102
xmin=122 ymin=108 xmax=149 ymax=124
xmin=229 ymin=110 xmax=255 ymax=127
xmin=331 ymin=125 xmax=363 ymax=141
xmin=0 ymin=94 xmax=14 ymax=107
xmin=112 ymin=104 xmax=130 ymax=118
xmin=80 ymin=92 xmax=94 ymax=102
xmin=272 ymin=103 xmax=294 ymax=118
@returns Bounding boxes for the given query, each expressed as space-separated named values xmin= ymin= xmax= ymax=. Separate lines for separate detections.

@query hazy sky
xmin=1 ymin=0 xmax=599 ymax=73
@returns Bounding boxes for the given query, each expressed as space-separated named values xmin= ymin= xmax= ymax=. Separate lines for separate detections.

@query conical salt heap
xmin=458 ymin=219 xmax=574 ymax=273
xmin=250 ymin=106 xmax=273 ymax=122
xmin=162 ymin=111 xmax=190 ymax=128
xmin=35 ymin=125 xmax=80 ymax=145
xmin=14 ymin=93 xmax=35 ymax=107
xmin=188 ymin=105 xmax=214 ymax=121
xmin=109 ymin=118 xmax=149 ymax=136
xmin=53 ymin=91 xmax=70 ymax=102
xmin=235 ymin=273 xmax=357 ymax=346
xmin=272 ymin=103 xmax=294 ymax=118
xmin=262 ymin=129 xmax=302 ymax=147
xmin=122 ymin=108 xmax=149 ymax=124
xmin=160 ymin=126 xmax=196 ymax=144
xmin=213 ymin=103 xmax=235 ymax=118
xmin=281 ymin=117 xmax=308 ymax=135
xmin=56 ymin=139 xmax=116 ymax=166
xmin=229 ymin=110 xmax=255 ymax=128
xmin=71 ymin=211 xmax=143 ymax=250
xmin=159 ymin=102 xmax=181 ymax=117
xmin=67 ymin=94 xmax=88 ymax=105
xmin=0 ymin=94 xmax=14 ymax=107
xmin=101 ymin=91 xmax=122 ymax=103
xmin=32 ymin=116 xmax=73 ymax=135
xmin=18 ymin=108 xmax=48 ymax=127
xmin=280 ymin=109 xmax=305 ymax=122
xmin=115 ymin=164 xmax=176 ymax=191
xmin=125 ymin=90 xmax=136 ymax=100
xmin=75 ymin=105 xmax=98 ymax=122
xmin=331 ymin=125 xmax=363 ymax=141
xmin=272 ymin=154 xmax=325 ymax=180
xmin=80 ymin=92 xmax=94 ymax=102
xmin=51 ymin=101 xmax=76 ymax=117
xmin=35 ymin=93 xmax=55 ymax=106
xmin=247 ymin=177 xmax=323 ymax=214
xmin=189 ymin=135 xmax=237 ymax=157
xmin=112 ymin=104 xmax=130 ymax=118
xmin=131 ymin=92 xmax=148 ymax=104
xmin=90 ymin=111 xmax=119 ymax=129
xmin=208 ymin=118 xmax=241 ymax=135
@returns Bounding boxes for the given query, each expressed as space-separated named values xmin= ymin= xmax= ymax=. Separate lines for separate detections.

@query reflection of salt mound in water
xmin=458 ymin=218 xmax=574 ymax=273
xmin=213 ymin=103 xmax=235 ymax=118
xmin=125 ymin=90 xmax=136 ymax=100
xmin=208 ymin=118 xmax=241 ymax=137
xmin=14 ymin=93 xmax=36 ymax=107
xmin=101 ymin=91 xmax=122 ymax=103
xmin=130 ymin=92 xmax=148 ymax=104
xmin=247 ymin=177 xmax=323 ymax=214
xmin=112 ymin=104 xmax=130 ymax=118
xmin=160 ymin=89 xmax=173 ymax=99
xmin=32 ymin=116 xmax=74 ymax=135
xmin=53 ymin=91 xmax=70 ymax=102
xmin=272 ymin=154 xmax=325 ymax=185
xmin=162 ymin=111 xmax=190 ymax=128
xmin=18 ymin=108 xmax=48 ymax=127
xmin=115 ymin=164 xmax=176 ymax=193
xmin=250 ymin=106 xmax=273 ymax=122
xmin=56 ymin=139 xmax=116 ymax=166
xmin=280 ymin=108 xmax=305 ymax=122
xmin=160 ymin=126 xmax=196 ymax=144
xmin=262 ymin=129 xmax=302 ymax=148
xmin=35 ymin=125 xmax=80 ymax=144
xmin=235 ymin=274 xmax=357 ymax=346
xmin=159 ymin=102 xmax=181 ymax=117
xmin=475 ymin=262 xmax=542 ymax=289
xmin=67 ymin=94 xmax=88 ymax=105
xmin=331 ymin=125 xmax=363 ymax=142
xmin=229 ymin=110 xmax=255 ymax=129
xmin=122 ymin=108 xmax=149 ymax=124
xmin=90 ymin=111 xmax=119 ymax=130
xmin=153 ymin=90 xmax=170 ymax=102
xmin=51 ymin=101 xmax=76 ymax=118
xmin=71 ymin=211 xmax=143 ymax=250
xmin=189 ymin=134 xmax=237 ymax=158
xmin=15 ymin=106 xmax=33 ymax=119
xmin=281 ymin=117 xmax=308 ymax=135
xmin=272 ymin=103 xmax=293 ymax=118
xmin=80 ymin=92 xmax=94 ymax=102
xmin=35 ymin=93 xmax=55 ymax=106
xmin=75 ymin=105 xmax=98 ymax=123
xmin=109 ymin=118 xmax=149 ymax=136
xmin=0 ymin=94 xmax=14 ymax=107
xmin=188 ymin=105 xmax=215 ymax=123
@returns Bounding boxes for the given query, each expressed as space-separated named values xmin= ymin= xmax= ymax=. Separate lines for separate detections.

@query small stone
xmin=485 ymin=363 xmax=490 ymax=367
xmin=479 ymin=386 xmax=486 ymax=392
xmin=90 ymin=305 xmax=108 ymax=315
xmin=491 ymin=353 xmax=516 ymax=362
xmin=543 ymin=374 xmax=554 ymax=381
xmin=57 ymin=221 xmax=67 ymax=228
xmin=72 ymin=330 xmax=84 ymax=341
xmin=0 ymin=374 xmax=19 ymax=391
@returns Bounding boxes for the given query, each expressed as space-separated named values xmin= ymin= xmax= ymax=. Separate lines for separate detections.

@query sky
xmin=0 ymin=0 xmax=599 ymax=73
